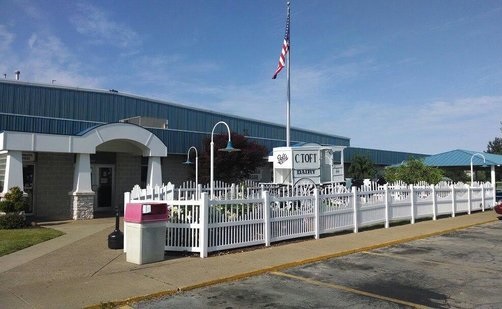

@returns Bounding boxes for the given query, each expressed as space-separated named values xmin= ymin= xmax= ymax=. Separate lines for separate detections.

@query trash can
xmin=124 ymin=202 xmax=168 ymax=265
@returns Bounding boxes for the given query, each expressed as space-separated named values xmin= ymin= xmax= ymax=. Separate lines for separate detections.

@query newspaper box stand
xmin=124 ymin=202 xmax=168 ymax=265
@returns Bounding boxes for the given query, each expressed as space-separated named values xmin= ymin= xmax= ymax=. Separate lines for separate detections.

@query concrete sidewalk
xmin=0 ymin=211 xmax=499 ymax=309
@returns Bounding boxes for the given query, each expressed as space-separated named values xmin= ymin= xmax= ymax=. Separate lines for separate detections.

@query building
xmin=0 ymin=80 xmax=424 ymax=220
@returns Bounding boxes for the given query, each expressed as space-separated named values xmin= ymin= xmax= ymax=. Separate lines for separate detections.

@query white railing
xmin=129 ymin=180 xmax=263 ymax=201
xmin=124 ymin=181 xmax=496 ymax=258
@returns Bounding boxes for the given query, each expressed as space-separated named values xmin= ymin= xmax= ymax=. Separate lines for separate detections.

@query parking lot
xmin=134 ymin=221 xmax=502 ymax=308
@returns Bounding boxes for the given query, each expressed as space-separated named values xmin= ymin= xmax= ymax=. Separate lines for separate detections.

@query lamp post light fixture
xmin=184 ymin=146 xmax=199 ymax=198
xmin=210 ymin=121 xmax=240 ymax=199
xmin=470 ymin=153 xmax=486 ymax=186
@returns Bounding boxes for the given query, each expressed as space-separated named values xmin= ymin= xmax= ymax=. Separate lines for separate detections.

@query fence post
xmin=123 ymin=191 xmax=130 ymax=253
xmin=431 ymin=184 xmax=437 ymax=221
xmin=384 ymin=184 xmax=389 ymax=228
xmin=493 ymin=182 xmax=496 ymax=209
xmin=200 ymin=193 xmax=209 ymax=258
xmin=451 ymin=185 xmax=456 ymax=218
xmin=410 ymin=185 xmax=415 ymax=224
xmin=467 ymin=185 xmax=472 ymax=215
xmin=262 ymin=190 xmax=271 ymax=246
xmin=231 ymin=183 xmax=236 ymax=199
xmin=481 ymin=185 xmax=485 ymax=212
xmin=352 ymin=186 xmax=358 ymax=233
xmin=314 ymin=187 xmax=320 ymax=239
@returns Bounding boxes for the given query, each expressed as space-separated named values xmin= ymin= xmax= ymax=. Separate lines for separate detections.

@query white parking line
xmin=270 ymin=271 xmax=428 ymax=309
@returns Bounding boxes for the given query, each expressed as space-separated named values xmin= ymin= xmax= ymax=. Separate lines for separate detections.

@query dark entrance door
xmin=92 ymin=165 xmax=114 ymax=209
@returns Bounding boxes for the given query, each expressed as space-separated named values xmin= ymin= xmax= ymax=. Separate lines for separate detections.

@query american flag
xmin=272 ymin=3 xmax=290 ymax=79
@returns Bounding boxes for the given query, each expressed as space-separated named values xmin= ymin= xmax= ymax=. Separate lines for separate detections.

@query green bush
xmin=0 ymin=187 xmax=28 ymax=229
xmin=384 ymin=158 xmax=444 ymax=185
xmin=0 ymin=213 xmax=27 ymax=229
xmin=3 ymin=187 xmax=28 ymax=212
xmin=0 ymin=200 xmax=16 ymax=213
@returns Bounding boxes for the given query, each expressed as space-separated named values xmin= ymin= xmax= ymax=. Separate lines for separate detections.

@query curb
xmin=86 ymin=215 xmax=498 ymax=308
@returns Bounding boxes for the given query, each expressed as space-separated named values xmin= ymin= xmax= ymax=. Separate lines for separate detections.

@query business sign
xmin=291 ymin=150 xmax=320 ymax=183
xmin=293 ymin=168 xmax=320 ymax=177
xmin=22 ymin=152 xmax=36 ymax=162
xmin=272 ymin=146 xmax=344 ymax=185
xmin=273 ymin=149 xmax=293 ymax=169
xmin=293 ymin=150 xmax=319 ymax=169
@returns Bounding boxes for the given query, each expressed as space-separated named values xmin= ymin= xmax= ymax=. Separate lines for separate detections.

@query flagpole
xmin=286 ymin=1 xmax=291 ymax=147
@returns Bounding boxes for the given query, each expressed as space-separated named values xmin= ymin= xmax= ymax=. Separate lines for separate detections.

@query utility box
xmin=124 ymin=202 xmax=168 ymax=265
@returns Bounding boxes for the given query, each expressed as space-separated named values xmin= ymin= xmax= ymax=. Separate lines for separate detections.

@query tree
xmin=384 ymin=158 xmax=443 ymax=185
xmin=487 ymin=137 xmax=502 ymax=154
xmin=197 ymin=132 xmax=268 ymax=184
xmin=487 ymin=121 xmax=502 ymax=154
xmin=441 ymin=168 xmax=469 ymax=183
xmin=348 ymin=155 xmax=375 ymax=182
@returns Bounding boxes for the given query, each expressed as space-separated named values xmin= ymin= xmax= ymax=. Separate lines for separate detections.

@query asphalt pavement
xmin=0 ymin=210 xmax=499 ymax=308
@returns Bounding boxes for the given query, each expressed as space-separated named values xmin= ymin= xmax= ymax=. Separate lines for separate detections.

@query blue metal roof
xmin=423 ymin=149 xmax=502 ymax=167
xmin=345 ymin=147 xmax=427 ymax=165
xmin=0 ymin=80 xmax=428 ymax=165
xmin=0 ymin=80 xmax=350 ymax=153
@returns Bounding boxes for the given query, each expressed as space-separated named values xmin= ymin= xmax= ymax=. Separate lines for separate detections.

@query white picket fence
xmin=129 ymin=180 xmax=262 ymax=201
xmin=124 ymin=181 xmax=496 ymax=258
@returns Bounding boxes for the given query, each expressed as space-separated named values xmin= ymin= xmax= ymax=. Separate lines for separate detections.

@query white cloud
xmin=0 ymin=3 xmax=101 ymax=87
xmin=0 ymin=25 xmax=14 ymax=51
xmin=8 ymin=32 xmax=102 ymax=88
xmin=323 ymin=96 xmax=502 ymax=154
xmin=71 ymin=3 xmax=140 ymax=49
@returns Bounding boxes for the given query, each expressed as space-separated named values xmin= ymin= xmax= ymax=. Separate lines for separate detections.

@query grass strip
xmin=0 ymin=227 xmax=64 ymax=256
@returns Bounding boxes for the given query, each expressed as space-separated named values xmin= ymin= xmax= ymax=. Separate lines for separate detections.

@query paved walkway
xmin=0 ymin=211 xmax=499 ymax=309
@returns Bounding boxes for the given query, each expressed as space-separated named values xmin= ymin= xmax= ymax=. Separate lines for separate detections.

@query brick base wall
xmin=35 ymin=153 xmax=74 ymax=219
xmin=162 ymin=155 xmax=191 ymax=186
xmin=115 ymin=153 xmax=141 ymax=211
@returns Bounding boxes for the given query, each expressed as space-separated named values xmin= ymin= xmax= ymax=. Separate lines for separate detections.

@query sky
xmin=1 ymin=0 xmax=502 ymax=155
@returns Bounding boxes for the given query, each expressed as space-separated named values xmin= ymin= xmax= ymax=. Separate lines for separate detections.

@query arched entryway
xmin=0 ymin=123 xmax=167 ymax=220
xmin=71 ymin=123 xmax=167 ymax=219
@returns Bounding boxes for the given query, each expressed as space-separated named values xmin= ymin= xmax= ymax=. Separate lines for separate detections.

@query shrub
xmin=0 ymin=213 xmax=27 ymax=229
xmin=384 ymin=158 xmax=443 ymax=185
xmin=0 ymin=200 xmax=16 ymax=213
xmin=3 ymin=187 xmax=28 ymax=212
xmin=0 ymin=187 xmax=28 ymax=229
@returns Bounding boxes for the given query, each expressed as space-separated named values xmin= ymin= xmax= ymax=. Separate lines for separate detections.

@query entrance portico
xmin=0 ymin=123 xmax=167 ymax=219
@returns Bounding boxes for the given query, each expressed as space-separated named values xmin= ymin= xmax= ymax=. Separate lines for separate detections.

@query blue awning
xmin=423 ymin=149 xmax=502 ymax=167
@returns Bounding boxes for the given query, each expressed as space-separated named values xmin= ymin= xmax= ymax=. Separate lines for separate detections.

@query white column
xmin=2 ymin=151 xmax=24 ymax=195
xmin=70 ymin=153 xmax=95 ymax=220
xmin=147 ymin=156 xmax=162 ymax=187
xmin=72 ymin=153 xmax=93 ymax=193
xmin=491 ymin=165 xmax=496 ymax=207
xmin=200 ymin=192 xmax=209 ymax=258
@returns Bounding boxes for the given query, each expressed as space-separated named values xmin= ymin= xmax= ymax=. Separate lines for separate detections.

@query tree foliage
xmin=487 ymin=121 xmax=502 ymax=154
xmin=487 ymin=137 xmax=502 ymax=154
xmin=441 ymin=168 xmax=469 ymax=183
xmin=197 ymin=132 xmax=268 ymax=184
xmin=384 ymin=158 xmax=443 ymax=185
xmin=348 ymin=155 xmax=375 ymax=181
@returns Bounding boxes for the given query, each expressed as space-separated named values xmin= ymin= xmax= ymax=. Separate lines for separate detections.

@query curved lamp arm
xmin=211 ymin=121 xmax=232 ymax=143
